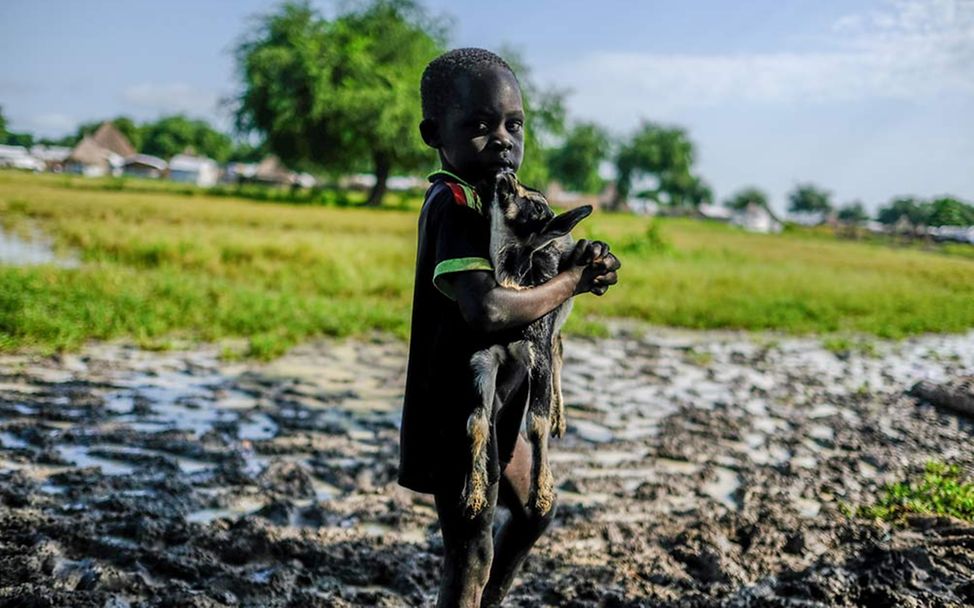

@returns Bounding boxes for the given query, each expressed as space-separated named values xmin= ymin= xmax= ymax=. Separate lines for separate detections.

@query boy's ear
xmin=419 ymin=119 xmax=441 ymax=149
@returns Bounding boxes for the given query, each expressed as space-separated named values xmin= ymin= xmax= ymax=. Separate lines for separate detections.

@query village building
xmin=732 ymin=202 xmax=783 ymax=233
xmin=168 ymin=154 xmax=220 ymax=187
xmin=0 ymin=144 xmax=45 ymax=171
xmin=63 ymin=122 xmax=136 ymax=177
xmin=63 ymin=136 xmax=122 ymax=177
xmin=122 ymin=154 xmax=167 ymax=179
xmin=90 ymin=122 xmax=136 ymax=158
xmin=29 ymin=145 xmax=71 ymax=172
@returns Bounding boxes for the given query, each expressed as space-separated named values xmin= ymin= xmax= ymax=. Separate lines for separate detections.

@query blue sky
xmin=2 ymin=0 xmax=972 ymax=212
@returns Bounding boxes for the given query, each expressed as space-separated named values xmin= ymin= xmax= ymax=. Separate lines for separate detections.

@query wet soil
xmin=1 ymin=328 xmax=973 ymax=607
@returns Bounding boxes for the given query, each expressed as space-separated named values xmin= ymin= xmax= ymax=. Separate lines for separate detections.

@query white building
xmin=0 ymin=144 xmax=44 ymax=171
xmin=733 ymin=202 xmax=783 ymax=233
xmin=168 ymin=154 xmax=220 ymax=187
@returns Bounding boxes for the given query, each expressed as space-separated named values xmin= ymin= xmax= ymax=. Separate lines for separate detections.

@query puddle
xmin=0 ymin=227 xmax=79 ymax=268
xmin=54 ymin=445 xmax=137 ymax=476
xmin=0 ymin=431 xmax=30 ymax=449
xmin=701 ymin=466 xmax=740 ymax=509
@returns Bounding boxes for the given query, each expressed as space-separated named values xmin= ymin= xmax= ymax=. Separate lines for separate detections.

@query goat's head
xmin=492 ymin=172 xmax=592 ymax=252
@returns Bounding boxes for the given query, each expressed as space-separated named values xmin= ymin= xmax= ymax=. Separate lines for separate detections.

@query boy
xmin=398 ymin=48 xmax=620 ymax=607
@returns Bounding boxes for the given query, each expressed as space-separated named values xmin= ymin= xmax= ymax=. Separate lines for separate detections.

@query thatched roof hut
xmin=91 ymin=122 xmax=136 ymax=157
xmin=64 ymin=136 xmax=118 ymax=177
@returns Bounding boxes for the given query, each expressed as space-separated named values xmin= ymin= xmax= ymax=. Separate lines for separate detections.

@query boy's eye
xmin=474 ymin=122 xmax=489 ymax=135
xmin=507 ymin=120 xmax=523 ymax=133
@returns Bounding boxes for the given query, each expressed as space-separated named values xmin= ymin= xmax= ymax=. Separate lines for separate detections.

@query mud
xmin=1 ymin=329 xmax=973 ymax=607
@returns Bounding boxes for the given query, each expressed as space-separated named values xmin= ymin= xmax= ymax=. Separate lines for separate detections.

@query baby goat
xmin=464 ymin=172 xmax=593 ymax=517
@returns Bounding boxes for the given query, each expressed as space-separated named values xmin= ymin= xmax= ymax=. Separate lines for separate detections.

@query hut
xmin=168 ymin=154 xmax=219 ymax=187
xmin=90 ymin=122 xmax=136 ymax=158
xmin=253 ymin=155 xmax=294 ymax=186
xmin=63 ymin=136 xmax=121 ymax=177
xmin=122 ymin=154 xmax=167 ymax=179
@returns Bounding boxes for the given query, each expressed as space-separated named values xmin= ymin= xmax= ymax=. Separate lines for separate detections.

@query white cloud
xmin=552 ymin=0 xmax=974 ymax=129
xmin=120 ymin=82 xmax=220 ymax=116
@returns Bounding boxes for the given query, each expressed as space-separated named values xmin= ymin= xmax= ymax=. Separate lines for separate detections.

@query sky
xmin=2 ymin=0 xmax=972 ymax=213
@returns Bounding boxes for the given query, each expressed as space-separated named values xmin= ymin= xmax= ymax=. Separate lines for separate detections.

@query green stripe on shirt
xmin=433 ymin=257 xmax=493 ymax=299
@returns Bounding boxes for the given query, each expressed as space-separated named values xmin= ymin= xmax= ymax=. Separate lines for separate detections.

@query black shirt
xmin=398 ymin=171 xmax=516 ymax=495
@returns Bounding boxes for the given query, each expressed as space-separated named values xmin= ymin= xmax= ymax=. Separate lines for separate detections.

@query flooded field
xmin=1 ymin=328 xmax=973 ymax=606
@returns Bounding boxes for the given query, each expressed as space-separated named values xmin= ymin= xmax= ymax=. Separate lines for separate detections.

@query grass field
xmin=2 ymin=170 xmax=973 ymax=358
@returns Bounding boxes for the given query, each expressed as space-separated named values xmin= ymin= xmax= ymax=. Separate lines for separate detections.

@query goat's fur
xmin=463 ymin=173 xmax=591 ymax=517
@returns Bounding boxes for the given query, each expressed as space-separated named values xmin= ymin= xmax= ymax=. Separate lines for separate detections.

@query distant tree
xmin=141 ymin=115 xmax=233 ymax=162
xmin=876 ymin=196 xmax=930 ymax=225
xmin=235 ymin=0 xmax=444 ymax=205
xmin=837 ymin=201 xmax=868 ymax=223
xmin=546 ymin=122 xmax=609 ymax=194
xmin=0 ymin=106 xmax=34 ymax=147
xmin=227 ymin=140 xmax=268 ymax=163
xmin=788 ymin=183 xmax=833 ymax=214
xmin=613 ymin=122 xmax=706 ymax=210
xmin=927 ymin=197 xmax=974 ymax=227
xmin=725 ymin=187 xmax=768 ymax=211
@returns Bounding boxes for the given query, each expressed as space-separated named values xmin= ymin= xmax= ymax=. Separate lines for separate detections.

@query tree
xmin=876 ymin=196 xmax=930 ymax=225
xmin=0 ymin=106 xmax=34 ymax=147
xmin=927 ymin=197 xmax=974 ymax=227
xmin=787 ymin=184 xmax=833 ymax=214
xmin=546 ymin=122 xmax=610 ymax=194
xmin=612 ymin=122 xmax=706 ymax=210
xmin=141 ymin=115 xmax=234 ymax=162
xmin=235 ymin=0 xmax=444 ymax=205
xmin=725 ymin=187 xmax=768 ymax=211
xmin=837 ymin=201 xmax=868 ymax=223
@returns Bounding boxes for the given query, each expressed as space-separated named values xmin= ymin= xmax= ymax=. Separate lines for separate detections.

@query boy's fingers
xmin=594 ymin=271 xmax=618 ymax=286
xmin=591 ymin=285 xmax=609 ymax=296
xmin=571 ymin=239 xmax=591 ymax=265
xmin=601 ymin=252 xmax=621 ymax=271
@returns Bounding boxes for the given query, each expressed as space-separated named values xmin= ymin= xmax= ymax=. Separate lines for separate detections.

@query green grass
xmin=855 ymin=461 xmax=974 ymax=523
xmin=2 ymin=170 xmax=974 ymax=357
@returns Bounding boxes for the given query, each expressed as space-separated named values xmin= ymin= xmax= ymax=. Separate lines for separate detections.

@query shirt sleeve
xmin=429 ymin=191 xmax=493 ymax=300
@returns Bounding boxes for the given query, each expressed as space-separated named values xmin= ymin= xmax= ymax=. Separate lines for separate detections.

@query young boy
xmin=398 ymin=48 xmax=620 ymax=607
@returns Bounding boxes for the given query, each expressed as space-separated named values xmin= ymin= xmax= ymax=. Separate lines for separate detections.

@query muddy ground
xmin=1 ymin=328 xmax=973 ymax=607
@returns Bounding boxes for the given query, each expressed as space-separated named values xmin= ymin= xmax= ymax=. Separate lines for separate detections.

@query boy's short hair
xmin=421 ymin=48 xmax=518 ymax=122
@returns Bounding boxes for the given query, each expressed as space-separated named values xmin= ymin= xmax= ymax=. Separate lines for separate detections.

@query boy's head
xmin=420 ymin=48 xmax=525 ymax=186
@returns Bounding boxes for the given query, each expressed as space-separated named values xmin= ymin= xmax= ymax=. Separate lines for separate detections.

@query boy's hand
xmin=569 ymin=239 xmax=620 ymax=296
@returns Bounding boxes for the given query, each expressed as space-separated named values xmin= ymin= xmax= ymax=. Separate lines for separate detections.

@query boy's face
xmin=425 ymin=66 xmax=525 ymax=185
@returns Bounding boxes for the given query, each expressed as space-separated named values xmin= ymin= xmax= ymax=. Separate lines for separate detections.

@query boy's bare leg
xmin=434 ymin=482 xmax=498 ymax=608
xmin=481 ymin=434 xmax=556 ymax=608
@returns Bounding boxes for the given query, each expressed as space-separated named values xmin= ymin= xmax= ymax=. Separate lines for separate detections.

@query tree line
xmin=3 ymin=0 xmax=970 ymax=224
xmin=0 ymin=108 xmax=264 ymax=164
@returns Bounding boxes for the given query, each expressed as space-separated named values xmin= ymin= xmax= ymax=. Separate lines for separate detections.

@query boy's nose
xmin=490 ymin=132 xmax=513 ymax=151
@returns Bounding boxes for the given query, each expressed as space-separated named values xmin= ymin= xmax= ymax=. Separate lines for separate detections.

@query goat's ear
xmin=544 ymin=205 xmax=592 ymax=238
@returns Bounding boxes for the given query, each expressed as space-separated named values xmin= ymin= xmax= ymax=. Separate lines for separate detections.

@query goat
xmin=463 ymin=172 xmax=593 ymax=517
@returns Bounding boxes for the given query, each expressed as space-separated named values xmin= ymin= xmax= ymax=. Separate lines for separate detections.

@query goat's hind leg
xmin=523 ymin=347 xmax=556 ymax=516
xmin=549 ymin=333 xmax=566 ymax=438
xmin=464 ymin=345 xmax=506 ymax=518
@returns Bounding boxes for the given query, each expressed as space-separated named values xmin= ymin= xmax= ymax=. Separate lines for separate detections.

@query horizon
xmin=2 ymin=0 xmax=972 ymax=213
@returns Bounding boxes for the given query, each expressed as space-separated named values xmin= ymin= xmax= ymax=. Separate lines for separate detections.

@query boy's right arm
xmin=444 ymin=245 xmax=618 ymax=334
